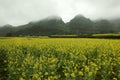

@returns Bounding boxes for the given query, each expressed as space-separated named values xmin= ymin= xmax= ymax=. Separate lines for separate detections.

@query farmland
xmin=0 ymin=38 xmax=120 ymax=80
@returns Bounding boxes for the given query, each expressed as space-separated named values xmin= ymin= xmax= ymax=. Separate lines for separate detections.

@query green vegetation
xmin=93 ymin=33 xmax=120 ymax=36
xmin=92 ymin=33 xmax=120 ymax=39
xmin=0 ymin=38 xmax=120 ymax=80
xmin=49 ymin=33 xmax=120 ymax=39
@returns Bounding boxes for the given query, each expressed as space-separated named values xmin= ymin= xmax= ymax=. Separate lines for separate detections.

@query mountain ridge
xmin=0 ymin=14 xmax=120 ymax=36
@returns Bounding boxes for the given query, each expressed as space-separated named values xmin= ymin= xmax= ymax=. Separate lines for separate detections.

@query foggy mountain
xmin=0 ymin=15 xmax=120 ymax=36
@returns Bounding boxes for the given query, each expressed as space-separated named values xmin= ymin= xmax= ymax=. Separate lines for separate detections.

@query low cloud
xmin=0 ymin=0 xmax=120 ymax=26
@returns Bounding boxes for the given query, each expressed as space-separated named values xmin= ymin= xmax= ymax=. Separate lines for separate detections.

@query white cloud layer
xmin=0 ymin=0 xmax=120 ymax=26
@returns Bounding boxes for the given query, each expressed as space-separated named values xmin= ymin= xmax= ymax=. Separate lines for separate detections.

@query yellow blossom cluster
xmin=0 ymin=38 xmax=120 ymax=80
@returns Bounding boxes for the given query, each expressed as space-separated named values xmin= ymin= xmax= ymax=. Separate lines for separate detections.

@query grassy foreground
xmin=0 ymin=38 xmax=120 ymax=80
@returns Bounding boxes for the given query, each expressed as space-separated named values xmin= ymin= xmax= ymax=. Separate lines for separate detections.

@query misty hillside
xmin=0 ymin=24 xmax=14 ymax=36
xmin=0 ymin=15 xmax=120 ymax=36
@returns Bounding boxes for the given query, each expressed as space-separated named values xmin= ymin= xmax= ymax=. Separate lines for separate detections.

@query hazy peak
xmin=74 ymin=14 xmax=86 ymax=18
xmin=45 ymin=15 xmax=62 ymax=21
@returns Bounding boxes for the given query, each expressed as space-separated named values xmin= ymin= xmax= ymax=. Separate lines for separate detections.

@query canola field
xmin=0 ymin=38 xmax=120 ymax=80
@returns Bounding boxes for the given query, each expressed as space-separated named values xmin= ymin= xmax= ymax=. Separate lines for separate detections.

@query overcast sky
xmin=0 ymin=0 xmax=120 ymax=26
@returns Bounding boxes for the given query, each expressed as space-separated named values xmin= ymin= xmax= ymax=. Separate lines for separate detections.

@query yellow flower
xmin=65 ymin=73 xmax=69 ymax=77
xmin=51 ymin=72 xmax=55 ymax=75
xmin=48 ymin=77 xmax=51 ymax=80
xmin=95 ymin=67 xmax=99 ymax=71
xmin=40 ymin=64 xmax=42 ymax=70
xmin=112 ymin=71 xmax=115 ymax=74
xmin=112 ymin=78 xmax=117 ymax=80
xmin=79 ymin=71 xmax=83 ymax=76
xmin=71 ymin=73 xmax=76 ymax=77
xmin=45 ymin=72 xmax=49 ymax=75
xmin=88 ymin=72 xmax=93 ymax=76
xmin=19 ymin=77 xmax=24 ymax=80
xmin=84 ymin=66 xmax=89 ymax=72
xmin=32 ymin=74 xmax=39 ymax=78
xmin=103 ymin=62 xmax=106 ymax=65
xmin=90 ymin=62 xmax=97 ymax=67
